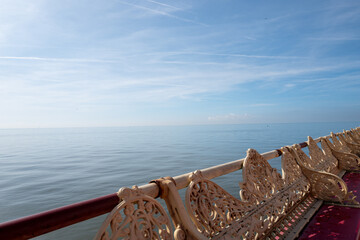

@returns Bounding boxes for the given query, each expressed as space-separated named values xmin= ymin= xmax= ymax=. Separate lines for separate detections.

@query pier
xmin=1 ymin=128 xmax=360 ymax=239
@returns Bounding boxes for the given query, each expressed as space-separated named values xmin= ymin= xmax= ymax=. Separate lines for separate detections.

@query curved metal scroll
xmin=350 ymin=128 xmax=360 ymax=142
xmin=323 ymin=137 xmax=360 ymax=171
xmin=240 ymin=148 xmax=284 ymax=203
xmin=319 ymin=137 xmax=339 ymax=174
xmin=281 ymin=147 xmax=310 ymax=205
xmin=338 ymin=133 xmax=360 ymax=156
xmin=308 ymin=136 xmax=337 ymax=173
xmin=94 ymin=186 xmax=173 ymax=240
xmin=343 ymin=130 xmax=360 ymax=143
xmin=343 ymin=130 xmax=360 ymax=145
xmin=185 ymin=170 xmax=252 ymax=238
xmin=289 ymin=145 xmax=358 ymax=204
xmin=330 ymin=132 xmax=351 ymax=153
xmin=185 ymin=165 xmax=304 ymax=240
xmin=281 ymin=147 xmax=310 ymax=186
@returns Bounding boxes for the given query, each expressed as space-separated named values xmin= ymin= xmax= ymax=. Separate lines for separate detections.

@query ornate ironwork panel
xmin=338 ymin=133 xmax=360 ymax=156
xmin=95 ymin=186 xmax=173 ymax=240
xmin=289 ymin=145 xmax=358 ymax=204
xmin=240 ymin=149 xmax=284 ymax=203
xmin=319 ymin=138 xmax=339 ymax=174
xmin=323 ymin=137 xmax=360 ymax=171
xmin=331 ymin=132 xmax=351 ymax=153
xmin=308 ymin=136 xmax=338 ymax=173
xmin=185 ymin=170 xmax=253 ymax=238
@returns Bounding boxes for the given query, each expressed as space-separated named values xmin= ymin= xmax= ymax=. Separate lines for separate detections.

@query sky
xmin=0 ymin=0 xmax=359 ymax=128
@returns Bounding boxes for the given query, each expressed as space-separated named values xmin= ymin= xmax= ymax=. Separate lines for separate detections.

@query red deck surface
xmin=299 ymin=172 xmax=360 ymax=240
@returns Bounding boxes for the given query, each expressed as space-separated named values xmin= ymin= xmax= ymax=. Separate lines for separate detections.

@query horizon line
xmin=0 ymin=120 xmax=359 ymax=130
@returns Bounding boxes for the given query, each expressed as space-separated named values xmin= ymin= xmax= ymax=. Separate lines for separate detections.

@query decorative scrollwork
xmin=185 ymin=170 xmax=252 ymax=238
xmin=343 ymin=130 xmax=359 ymax=143
xmin=94 ymin=186 xmax=173 ymax=240
xmin=323 ymin=137 xmax=360 ymax=171
xmin=279 ymin=147 xmax=311 ymax=215
xmin=281 ymin=146 xmax=304 ymax=184
xmin=338 ymin=133 xmax=360 ymax=156
xmin=213 ymin=191 xmax=290 ymax=240
xmin=266 ymin=196 xmax=318 ymax=240
xmin=350 ymin=128 xmax=360 ymax=142
xmin=186 ymin=164 xmax=299 ymax=239
xmin=307 ymin=136 xmax=337 ymax=173
xmin=307 ymin=136 xmax=325 ymax=163
xmin=319 ymin=137 xmax=339 ymax=174
xmin=345 ymin=130 xmax=360 ymax=144
xmin=211 ymin=149 xmax=311 ymax=239
xmin=292 ymin=144 xmax=318 ymax=170
xmin=289 ymin=146 xmax=358 ymax=204
xmin=212 ymin=147 xmax=311 ymax=239
xmin=240 ymin=149 xmax=284 ymax=203
xmin=281 ymin=147 xmax=310 ymax=193
xmin=331 ymin=132 xmax=351 ymax=153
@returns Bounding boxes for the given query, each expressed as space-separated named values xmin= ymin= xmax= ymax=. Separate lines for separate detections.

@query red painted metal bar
xmin=0 ymin=193 xmax=119 ymax=240
xmin=0 ymin=141 xmax=310 ymax=240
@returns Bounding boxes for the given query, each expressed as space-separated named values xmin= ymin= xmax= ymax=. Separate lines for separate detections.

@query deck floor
xmin=298 ymin=172 xmax=360 ymax=240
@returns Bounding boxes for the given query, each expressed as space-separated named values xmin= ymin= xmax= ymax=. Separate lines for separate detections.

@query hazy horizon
xmin=0 ymin=120 xmax=359 ymax=130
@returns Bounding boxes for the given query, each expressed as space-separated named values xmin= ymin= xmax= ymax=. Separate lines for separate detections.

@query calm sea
xmin=0 ymin=122 xmax=359 ymax=239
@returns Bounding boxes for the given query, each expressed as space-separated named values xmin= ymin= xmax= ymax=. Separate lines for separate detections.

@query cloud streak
xmin=1 ymin=53 xmax=358 ymax=105
xmin=0 ymin=0 xmax=359 ymax=127
xmin=153 ymin=51 xmax=307 ymax=59
xmin=308 ymin=37 xmax=360 ymax=41
xmin=0 ymin=56 xmax=120 ymax=63
xmin=248 ymin=103 xmax=276 ymax=107
xmin=208 ymin=113 xmax=249 ymax=122
xmin=143 ymin=0 xmax=183 ymax=11
xmin=117 ymin=0 xmax=208 ymax=26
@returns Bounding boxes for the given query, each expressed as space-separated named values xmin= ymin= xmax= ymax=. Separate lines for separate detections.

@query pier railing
xmin=1 ymin=128 xmax=360 ymax=239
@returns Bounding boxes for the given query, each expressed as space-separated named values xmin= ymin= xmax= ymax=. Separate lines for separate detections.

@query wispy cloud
xmin=248 ymin=103 xmax=276 ymax=107
xmin=143 ymin=0 xmax=183 ymax=11
xmin=308 ymin=37 xmax=360 ymax=41
xmin=0 ymin=53 xmax=358 ymax=105
xmin=284 ymin=83 xmax=296 ymax=88
xmin=0 ymin=56 xmax=119 ymax=63
xmin=0 ymin=0 xmax=359 ymax=127
xmin=154 ymin=51 xmax=306 ymax=60
xmin=275 ymin=83 xmax=296 ymax=94
xmin=117 ymin=0 xmax=208 ymax=26
xmin=208 ymin=113 xmax=249 ymax=122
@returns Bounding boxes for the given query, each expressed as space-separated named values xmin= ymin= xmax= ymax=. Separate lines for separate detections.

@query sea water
xmin=0 ymin=122 xmax=359 ymax=239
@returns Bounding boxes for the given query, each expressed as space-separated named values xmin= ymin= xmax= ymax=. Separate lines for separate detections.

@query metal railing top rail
xmin=0 ymin=136 xmax=323 ymax=240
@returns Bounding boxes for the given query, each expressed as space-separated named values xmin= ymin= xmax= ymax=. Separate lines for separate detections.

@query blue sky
xmin=0 ymin=0 xmax=359 ymax=128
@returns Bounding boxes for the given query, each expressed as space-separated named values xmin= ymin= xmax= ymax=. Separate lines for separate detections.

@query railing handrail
xmin=0 ymin=137 xmax=321 ymax=240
